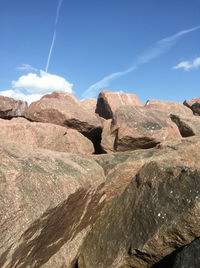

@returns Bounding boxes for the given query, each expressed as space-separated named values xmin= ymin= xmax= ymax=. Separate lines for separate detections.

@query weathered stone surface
xmin=0 ymin=117 xmax=94 ymax=154
xmin=101 ymin=119 xmax=116 ymax=153
xmin=145 ymin=99 xmax=193 ymax=115
xmin=0 ymin=95 xmax=28 ymax=119
xmin=25 ymin=91 xmax=103 ymax=152
xmin=170 ymin=113 xmax=200 ymax=137
xmin=95 ymin=90 xmax=143 ymax=119
xmin=183 ymin=97 xmax=200 ymax=109
xmin=80 ymin=98 xmax=97 ymax=114
xmin=110 ymin=105 xmax=181 ymax=152
xmin=172 ymin=238 xmax=200 ymax=268
xmin=78 ymin=136 xmax=200 ymax=268
xmin=0 ymin=139 xmax=105 ymax=267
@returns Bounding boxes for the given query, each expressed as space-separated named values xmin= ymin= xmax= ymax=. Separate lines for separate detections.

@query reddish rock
xmin=101 ymin=119 xmax=116 ymax=153
xmin=79 ymin=136 xmax=200 ymax=268
xmin=25 ymin=92 xmax=103 ymax=153
xmin=80 ymin=98 xmax=97 ymax=114
xmin=0 ymin=95 xmax=28 ymax=119
xmin=0 ymin=117 xmax=94 ymax=154
xmin=106 ymin=105 xmax=181 ymax=152
xmin=145 ymin=99 xmax=193 ymax=115
xmin=183 ymin=97 xmax=200 ymax=110
xmin=95 ymin=90 xmax=143 ymax=119
xmin=170 ymin=113 xmax=200 ymax=137
xmin=0 ymin=139 xmax=105 ymax=267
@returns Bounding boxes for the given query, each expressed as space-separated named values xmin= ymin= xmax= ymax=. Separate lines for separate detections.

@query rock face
xmin=78 ymin=136 xmax=200 ymax=268
xmin=25 ymin=92 xmax=103 ymax=153
xmin=102 ymin=105 xmax=181 ymax=152
xmin=0 ymin=95 xmax=28 ymax=119
xmin=145 ymin=99 xmax=193 ymax=115
xmin=0 ymin=117 xmax=94 ymax=154
xmin=1 ymin=92 xmax=200 ymax=268
xmin=0 ymin=139 xmax=105 ymax=268
xmin=80 ymin=98 xmax=97 ymax=114
xmin=95 ymin=90 xmax=143 ymax=119
xmin=183 ymin=97 xmax=200 ymax=114
xmin=170 ymin=113 xmax=200 ymax=137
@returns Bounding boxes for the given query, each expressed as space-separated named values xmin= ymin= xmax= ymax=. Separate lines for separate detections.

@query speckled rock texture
xmin=101 ymin=105 xmax=181 ymax=152
xmin=0 ymin=117 xmax=94 ymax=154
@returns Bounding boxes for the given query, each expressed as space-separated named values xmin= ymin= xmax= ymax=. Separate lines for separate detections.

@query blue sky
xmin=1 ymin=0 xmax=200 ymax=104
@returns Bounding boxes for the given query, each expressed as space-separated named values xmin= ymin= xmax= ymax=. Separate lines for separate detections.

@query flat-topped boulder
xmin=0 ymin=117 xmax=94 ymax=154
xmin=25 ymin=91 xmax=103 ymax=152
xmin=145 ymin=99 xmax=193 ymax=115
xmin=95 ymin=90 xmax=143 ymax=119
xmin=101 ymin=105 xmax=181 ymax=152
xmin=0 ymin=95 xmax=28 ymax=119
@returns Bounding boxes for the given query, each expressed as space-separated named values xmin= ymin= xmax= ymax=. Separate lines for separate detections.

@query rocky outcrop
xmin=170 ymin=113 xmax=200 ymax=137
xmin=78 ymin=136 xmax=200 ymax=268
xmin=95 ymin=90 xmax=143 ymax=119
xmin=25 ymin=92 xmax=103 ymax=153
xmin=0 ymin=95 xmax=28 ymax=119
xmin=101 ymin=105 xmax=181 ymax=152
xmin=0 ymin=139 xmax=105 ymax=268
xmin=80 ymin=98 xmax=97 ymax=114
xmin=1 ymin=92 xmax=200 ymax=268
xmin=0 ymin=117 xmax=94 ymax=154
xmin=183 ymin=97 xmax=200 ymax=115
xmin=145 ymin=99 xmax=193 ymax=115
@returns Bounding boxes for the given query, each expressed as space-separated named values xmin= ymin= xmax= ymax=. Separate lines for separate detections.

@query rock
xmin=0 ymin=139 xmax=105 ymax=267
xmin=183 ymin=98 xmax=200 ymax=116
xmin=0 ymin=117 xmax=94 ymax=154
xmin=0 ymin=95 xmax=28 ymax=119
xmin=101 ymin=119 xmax=116 ymax=153
xmin=78 ymin=136 xmax=200 ymax=268
xmin=80 ymin=98 xmax=97 ymax=114
xmin=153 ymin=238 xmax=200 ymax=268
xmin=183 ymin=97 xmax=200 ymax=108
xmin=109 ymin=105 xmax=181 ymax=152
xmin=95 ymin=90 xmax=143 ymax=119
xmin=170 ymin=113 xmax=200 ymax=137
xmin=145 ymin=99 xmax=193 ymax=115
xmin=25 ymin=91 xmax=103 ymax=153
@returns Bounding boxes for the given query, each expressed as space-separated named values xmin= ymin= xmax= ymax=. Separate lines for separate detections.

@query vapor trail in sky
xmin=45 ymin=0 xmax=64 ymax=72
xmin=83 ymin=25 xmax=200 ymax=99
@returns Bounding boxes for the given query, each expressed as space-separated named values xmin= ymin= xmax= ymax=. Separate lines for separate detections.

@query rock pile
xmin=0 ymin=91 xmax=200 ymax=267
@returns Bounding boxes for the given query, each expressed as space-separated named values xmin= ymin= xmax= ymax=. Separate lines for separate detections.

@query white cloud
xmin=173 ymin=57 xmax=200 ymax=71
xmin=16 ymin=64 xmax=38 ymax=72
xmin=0 ymin=89 xmax=43 ymax=104
xmin=12 ymin=70 xmax=73 ymax=94
xmin=0 ymin=70 xmax=73 ymax=105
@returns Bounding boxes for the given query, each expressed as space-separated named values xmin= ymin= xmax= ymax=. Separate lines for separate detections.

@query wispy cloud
xmin=17 ymin=64 xmax=38 ymax=72
xmin=45 ymin=0 xmax=64 ymax=72
xmin=83 ymin=25 xmax=200 ymax=99
xmin=173 ymin=57 xmax=200 ymax=71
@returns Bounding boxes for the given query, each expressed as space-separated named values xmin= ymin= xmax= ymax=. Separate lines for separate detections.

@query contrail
xmin=83 ymin=25 xmax=200 ymax=99
xmin=45 ymin=0 xmax=64 ymax=73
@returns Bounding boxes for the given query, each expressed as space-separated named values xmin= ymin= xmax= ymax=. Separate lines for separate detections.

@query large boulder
xmin=0 ymin=139 xmax=105 ymax=267
xmin=95 ymin=90 xmax=143 ymax=119
xmin=78 ymin=136 xmax=200 ymax=268
xmin=25 ymin=91 xmax=103 ymax=153
xmin=80 ymin=98 xmax=97 ymax=114
xmin=0 ymin=95 xmax=28 ymax=119
xmin=101 ymin=105 xmax=181 ymax=152
xmin=0 ymin=117 xmax=94 ymax=154
xmin=145 ymin=99 xmax=193 ymax=115
xmin=170 ymin=113 xmax=200 ymax=137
